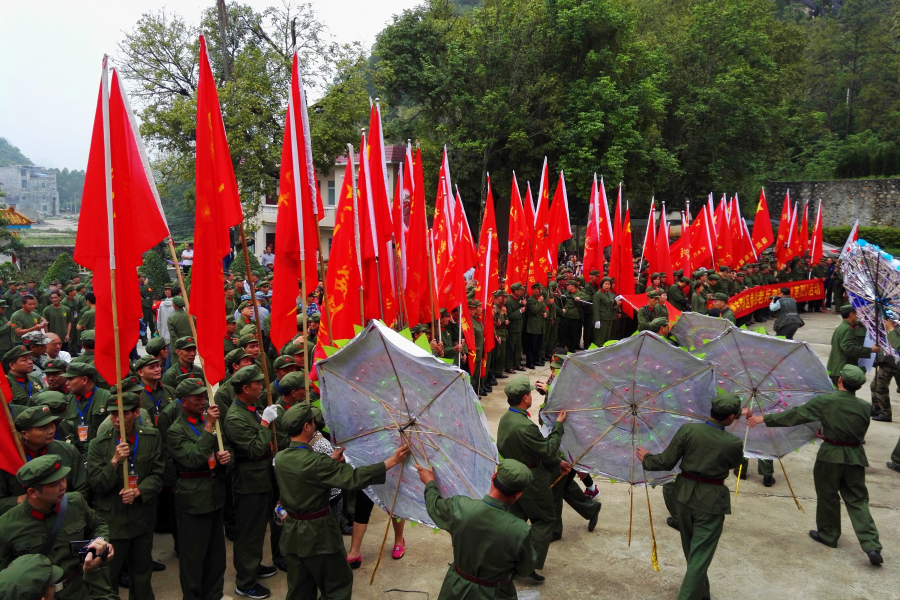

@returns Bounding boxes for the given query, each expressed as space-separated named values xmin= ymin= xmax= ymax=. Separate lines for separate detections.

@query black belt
xmin=236 ymin=452 xmax=273 ymax=464
xmin=454 ymin=564 xmax=511 ymax=587
xmin=54 ymin=569 xmax=79 ymax=592
xmin=823 ymin=438 xmax=861 ymax=447
xmin=678 ymin=471 xmax=725 ymax=486
xmin=286 ymin=507 xmax=329 ymax=521
xmin=178 ymin=471 xmax=212 ymax=479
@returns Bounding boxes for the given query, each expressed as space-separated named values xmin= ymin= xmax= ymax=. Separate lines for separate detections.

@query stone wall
xmin=766 ymin=179 xmax=900 ymax=228
xmin=18 ymin=245 xmax=76 ymax=270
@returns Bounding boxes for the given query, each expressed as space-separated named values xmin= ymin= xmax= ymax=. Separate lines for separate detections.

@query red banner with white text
xmin=723 ymin=279 xmax=825 ymax=318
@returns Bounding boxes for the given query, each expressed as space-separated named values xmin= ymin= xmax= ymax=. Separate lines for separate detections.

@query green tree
xmin=0 ymin=138 xmax=31 ymax=167
xmin=230 ymin=249 xmax=265 ymax=279
xmin=41 ymin=253 xmax=80 ymax=286
xmin=139 ymin=250 xmax=172 ymax=294
xmin=49 ymin=168 xmax=86 ymax=213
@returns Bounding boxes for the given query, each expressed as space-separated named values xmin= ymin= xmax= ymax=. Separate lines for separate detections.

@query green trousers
xmin=891 ymin=434 xmax=900 ymax=465
xmin=493 ymin=335 xmax=507 ymax=378
xmin=735 ymin=458 xmax=774 ymax=477
xmin=673 ymin=500 xmax=724 ymax=600
xmin=552 ymin=469 xmax=600 ymax=537
xmin=663 ymin=481 xmax=678 ymax=523
xmin=176 ymin=508 xmax=226 ymax=600
xmin=543 ymin=321 xmax=559 ymax=357
xmin=813 ymin=460 xmax=881 ymax=551
xmin=472 ymin=349 xmax=484 ymax=393
xmin=108 ymin=529 xmax=155 ymax=600
xmin=592 ymin=320 xmax=616 ymax=348
xmin=559 ymin=318 xmax=581 ymax=352
xmin=505 ymin=328 xmax=523 ymax=370
xmin=510 ymin=471 xmax=556 ymax=570
xmin=233 ymin=490 xmax=271 ymax=590
xmin=870 ymin=363 xmax=896 ymax=418
xmin=285 ymin=551 xmax=352 ymax=600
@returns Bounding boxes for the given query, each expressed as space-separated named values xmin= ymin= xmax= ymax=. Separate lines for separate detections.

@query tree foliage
xmin=49 ymin=168 xmax=86 ymax=213
xmin=229 ymin=249 xmax=265 ymax=279
xmin=0 ymin=138 xmax=31 ymax=167
xmin=139 ymin=250 xmax=172 ymax=294
xmin=41 ymin=253 xmax=80 ymax=287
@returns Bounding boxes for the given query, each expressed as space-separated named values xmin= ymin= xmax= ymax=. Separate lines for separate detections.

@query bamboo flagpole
xmin=238 ymin=225 xmax=274 ymax=410
xmin=1 ymin=387 xmax=26 ymax=463
xmin=348 ymin=143 xmax=365 ymax=327
xmin=361 ymin=129 xmax=386 ymax=321
xmin=100 ymin=56 xmax=130 ymax=489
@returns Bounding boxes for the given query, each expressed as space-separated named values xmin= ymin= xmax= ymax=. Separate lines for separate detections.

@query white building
xmin=255 ymin=146 xmax=405 ymax=262
xmin=0 ymin=165 xmax=59 ymax=220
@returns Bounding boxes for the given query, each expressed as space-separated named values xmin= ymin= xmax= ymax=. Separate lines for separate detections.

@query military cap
xmin=109 ymin=392 xmax=141 ymax=411
xmin=494 ymin=459 xmax=533 ymax=493
xmin=279 ymin=371 xmax=306 ymax=393
xmin=492 ymin=290 xmax=506 ymax=297
xmin=15 ymin=405 xmax=59 ymax=430
xmin=600 ymin=276 xmax=613 ymax=285
xmin=679 ymin=277 xmax=691 ymax=284
xmin=549 ymin=354 xmax=567 ymax=370
xmin=719 ymin=265 xmax=729 ymax=272
xmin=439 ymin=308 xmax=450 ymax=318
xmin=281 ymin=342 xmax=303 ymax=356
xmin=224 ymin=282 xmax=235 ymax=290
xmin=145 ymin=337 xmax=167 ymax=356
xmin=164 ymin=283 xmax=173 ymax=289
xmin=283 ymin=402 xmax=322 ymax=436
xmin=175 ymin=336 xmax=197 ymax=350
xmin=134 ymin=355 xmax=161 ymax=371
xmin=589 ymin=269 xmax=601 ymax=277
xmin=0 ymin=300 xmax=7 ymax=308
xmin=62 ymin=362 xmax=96 ymax=378
xmin=712 ymin=293 xmax=729 ymax=302
xmin=35 ymin=391 xmax=69 ymax=413
xmin=232 ymin=365 xmax=264 ymax=387
xmin=42 ymin=358 xmax=69 ymax=374
xmin=565 ymin=279 xmax=579 ymax=288
xmin=736 ymin=271 xmax=745 ymax=277
xmin=309 ymin=312 xmax=321 ymax=323
xmin=530 ymin=282 xmax=542 ymax=290
xmin=3 ymin=346 xmax=31 ymax=364
xmin=673 ymin=269 xmax=684 ymax=277
xmin=840 ymin=304 xmax=856 ymax=318
xmin=17 ymin=454 xmax=70 ymax=489
xmin=468 ymin=299 xmax=482 ymax=308
xmin=118 ymin=374 xmax=143 ymax=393
xmin=549 ymin=281 xmax=558 ymax=290
xmin=172 ymin=296 xmax=186 ymax=308
xmin=176 ymin=377 xmax=208 ymax=398
xmin=649 ymin=317 xmax=669 ymax=332
xmin=226 ymin=315 xmax=236 ymax=325
xmin=239 ymin=324 xmax=257 ymax=339
xmin=238 ymin=300 xmax=252 ymax=311
xmin=0 ymin=551 xmax=64 ymax=600
xmin=410 ymin=323 xmax=427 ymax=335
xmin=839 ymin=365 xmax=866 ymax=387
xmin=650 ymin=272 xmax=660 ymax=279
xmin=504 ymin=376 xmax=535 ymax=402
xmin=274 ymin=355 xmax=296 ymax=370
xmin=238 ymin=333 xmax=258 ymax=348
xmin=64 ymin=285 xmax=75 ymax=293
xmin=510 ymin=283 xmax=524 ymax=292
xmin=225 ymin=348 xmax=249 ymax=367
xmin=646 ymin=290 xmax=662 ymax=299
xmin=711 ymin=392 xmax=741 ymax=416
xmin=80 ymin=329 xmax=95 ymax=342
xmin=708 ymin=274 xmax=721 ymax=281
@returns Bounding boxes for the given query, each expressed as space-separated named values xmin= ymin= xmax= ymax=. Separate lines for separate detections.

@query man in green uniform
xmin=0 ymin=405 xmax=89 ymax=516
xmin=4 ymin=346 xmax=44 ymax=405
xmin=638 ymin=392 xmax=745 ymax=600
xmin=86 ymin=392 xmax=165 ymax=599
xmin=167 ymin=377 xmax=232 ymax=600
xmin=636 ymin=290 xmax=669 ymax=331
xmin=648 ymin=317 xmax=679 ymax=345
xmin=826 ymin=305 xmax=878 ymax=384
xmin=748 ymin=364 xmax=883 ymax=564
xmin=134 ymin=355 xmax=176 ymax=426
xmin=668 ymin=276 xmax=689 ymax=312
xmin=223 ymin=366 xmax=278 ymax=598
xmin=504 ymin=284 xmax=527 ymax=372
xmin=492 ymin=290 xmax=509 ymax=380
xmin=42 ymin=291 xmax=73 ymax=351
xmin=710 ymin=293 xmax=736 ymax=324
xmin=62 ymin=361 xmax=112 ymax=446
xmin=592 ymin=276 xmax=618 ymax=347
xmin=10 ymin=295 xmax=48 ymax=347
xmin=559 ymin=280 xmax=582 ymax=352
xmin=268 ymin=355 xmax=298 ymax=407
xmin=497 ymin=377 xmax=568 ymax=581
xmin=274 ymin=402 xmax=410 ymax=600
xmin=0 ymin=300 xmax=14 ymax=358
xmin=36 ymin=387 xmax=81 ymax=447
xmin=166 ymin=297 xmax=194 ymax=359
xmin=162 ymin=336 xmax=205 ymax=389
xmin=542 ymin=282 xmax=559 ymax=361
xmin=525 ymin=284 xmax=546 ymax=369
xmin=0 ymin=454 xmax=116 ymax=600
xmin=145 ymin=336 xmax=168 ymax=364
xmin=414 ymin=459 xmax=536 ymax=599
xmin=0 ymin=553 xmax=64 ymax=600
xmin=438 ymin=309 xmax=461 ymax=366
xmin=69 ymin=331 xmax=110 ymax=390
xmin=469 ymin=299 xmax=486 ymax=396
xmin=224 ymin=315 xmax=239 ymax=357
xmin=76 ymin=293 xmax=95 ymax=333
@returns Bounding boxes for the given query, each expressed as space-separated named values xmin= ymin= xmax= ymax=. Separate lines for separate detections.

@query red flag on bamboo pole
xmin=775 ymin=190 xmax=793 ymax=266
xmin=432 ymin=148 xmax=455 ymax=283
xmin=582 ymin=175 xmax=602 ymax=278
xmin=714 ymin=197 xmax=733 ymax=268
xmin=688 ymin=205 xmax=714 ymax=270
xmin=532 ymin=158 xmax=552 ymax=285
xmin=799 ymin=201 xmax=810 ymax=259
xmin=547 ymin=171 xmax=572 ymax=253
xmin=654 ymin=206 xmax=673 ymax=283
xmin=404 ymin=145 xmax=431 ymax=326
xmin=193 ymin=36 xmax=246 ymax=382
xmin=523 ymin=181 xmax=537 ymax=287
xmin=506 ymin=172 xmax=529 ymax=289
xmin=75 ymin=59 xmax=169 ymax=385
xmin=641 ymin=199 xmax=656 ymax=272
xmin=751 ymin=188 xmax=775 ymax=255
xmin=474 ymin=177 xmax=499 ymax=372
xmin=617 ymin=204 xmax=636 ymax=313
xmin=608 ymin=184 xmax=623 ymax=291
xmin=454 ymin=188 xmax=478 ymax=271
xmin=783 ymin=202 xmax=801 ymax=265
xmin=810 ymin=200 xmax=824 ymax=265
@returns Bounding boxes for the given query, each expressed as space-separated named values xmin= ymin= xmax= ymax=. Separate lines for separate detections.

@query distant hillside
xmin=0 ymin=138 xmax=32 ymax=167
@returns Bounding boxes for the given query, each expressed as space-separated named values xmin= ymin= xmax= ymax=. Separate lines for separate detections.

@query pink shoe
xmin=347 ymin=555 xmax=361 ymax=569
xmin=584 ymin=487 xmax=599 ymax=500
xmin=391 ymin=538 xmax=406 ymax=560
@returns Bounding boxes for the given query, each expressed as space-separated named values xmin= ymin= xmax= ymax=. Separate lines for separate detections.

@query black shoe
xmin=666 ymin=517 xmax=680 ymax=531
xmin=342 ymin=524 xmax=354 ymax=535
xmin=478 ymin=390 xmax=487 ymax=397
xmin=152 ymin=560 xmax=166 ymax=572
xmin=515 ymin=366 xmax=526 ymax=372
xmin=526 ymin=364 xmax=535 ymax=370
xmin=257 ymin=564 xmax=277 ymax=578
xmin=588 ymin=503 xmax=601 ymax=532
xmin=763 ymin=475 xmax=776 ymax=487
xmin=536 ymin=360 xmax=546 ymax=367
xmin=735 ymin=469 xmax=748 ymax=480
xmin=887 ymin=462 xmax=900 ymax=473
xmin=526 ymin=571 xmax=545 ymax=582
xmin=872 ymin=414 xmax=892 ymax=422
xmin=868 ymin=550 xmax=884 ymax=565
xmin=497 ymin=373 xmax=508 ymax=379
xmin=236 ymin=585 xmax=271 ymax=599
xmin=273 ymin=556 xmax=288 ymax=572
xmin=489 ymin=376 xmax=498 ymax=386
xmin=119 ymin=570 xmax=130 ymax=588
xmin=808 ymin=530 xmax=836 ymax=548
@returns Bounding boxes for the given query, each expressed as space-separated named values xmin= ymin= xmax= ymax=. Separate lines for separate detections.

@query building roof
xmin=2 ymin=207 xmax=34 ymax=226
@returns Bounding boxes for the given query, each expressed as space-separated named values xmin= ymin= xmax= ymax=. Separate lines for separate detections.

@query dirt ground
xmin=135 ymin=310 xmax=899 ymax=600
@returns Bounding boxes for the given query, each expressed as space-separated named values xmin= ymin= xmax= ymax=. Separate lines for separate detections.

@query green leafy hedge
xmin=41 ymin=253 xmax=80 ymax=287
xmin=230 ymin=250 xmax=265 ymax=278
xmin=823 ymin=227 xmax=900 ymax=250
xmin=139 ymin=251 xmax=171 ymax=294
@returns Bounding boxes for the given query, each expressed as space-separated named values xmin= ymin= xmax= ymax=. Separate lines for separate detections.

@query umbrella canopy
xmin=692 ymin=328 xmax=830 ymax=461
xmin=671 ymin=311 xmax=734 ymax=349
xmin=318 ymin=321 xmax=497 ymax=527
xmin=541 ymin=332 xmax=716 ymax=485
xmin=842 ymin=239 xmax=900 ymax=357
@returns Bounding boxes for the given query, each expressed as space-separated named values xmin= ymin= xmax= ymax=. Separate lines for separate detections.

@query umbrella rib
xmin=377 ymin=334 xmax=414 ymax=418
xmin=417 ymin=429 xmax=479 ymax=497
xmin=628 ymin=410 xmax=636 ymax=545
xmin=412 ymin=373 xmax=465 ymax=422
xmin=754 ymin=343 xmax=807 ymax=391
xmin=636 ymin=412 xmax=670 ymax=449
xmin=543 ymin=404 xmax=633 ymax=414
xmin=568 ymin=359 xmax=628 ymax=404
xmin=337 ymin=424 xmax=400 ymax=445
xmin=320 ymin=367 xmax=406 ymax=444
xmin=633 ymin=367 xmax=715 ymax=409
xmin=641 ymin=407 xmax=713 ymax=422
xmin=562 ymin=411 xmax=630 ymax=475
xmin=416 ymin=426 xmax=499 ymax=463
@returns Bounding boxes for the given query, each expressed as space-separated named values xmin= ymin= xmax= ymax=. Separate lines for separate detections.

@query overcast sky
xmin=0 ymin=0 xmax=419 ymax=170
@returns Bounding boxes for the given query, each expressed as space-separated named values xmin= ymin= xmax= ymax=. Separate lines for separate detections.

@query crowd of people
xmin=0 ymin=246 xmax=891 ymax=600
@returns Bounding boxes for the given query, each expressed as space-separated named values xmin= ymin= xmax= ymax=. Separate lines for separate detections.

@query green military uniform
xmin=497 ymin=378 xmax=563 ymax=571
xmin=0 ymin=456 xmax=116 ymax=600
xmin=274 ymin=403 xmax=388 ymax=600
xmin=271 ymin=372 xmax=305 ymax=450
xmin=0 ymin=305 xmax=14 ymax=357
xmin=162 ymin=362 xmax=205 ymax=390
xmin=592 ymin=284 xmax=617 ymax=347
xmin=505 ymin=287 xmax=525 ymax=371
xmin=69 ymin=336 xmax=110 ymax=390
xmin=551 ymin=467 xmax=600 ymax=539
xmin=690 ymin=290 xmax=708 ymax=315
xmin=64 ymin=363 xmax=112 ymax=446
xmin=0 ymin=406 xmax=90 ymax=516
xmin=668 ymin=282 xmax=688 ymax=312
xmin=826 ymin=312 xmax=873 ymax=382
xmin=575 ymin=285 xmax=594 ymax=350
xmin=42 ymin=304 xmax=72 ymax=344
xmin=492 ymin=293 xmax=508 ymax=379
xmin=35 ymin=387 xmax=82 ymax=449
xmin=0 ymin=553 xmax=64 ymax=600
xmin=542 ymin=285 xmax=559 ymax=359
xmin=223 ymin=366 xmax=276 ymax=593
xmin=77 ymin=307 xmax=95 ymax=331
xmin=166 ymin=300 xmax=194 ymax=355
xmin=525 ymin=290 xmax=546 ymax=367
xmin=4 ymin=347 xmax=45 ymax=406
xmin=762 ymin=366 xmax=881 ymax=558
xmin=636 ymin=299 xmax=669 ymax=332
xmin=139 ymin=281 xmax=156 ymax=336
xmin=167 ymin=378 xmax=229 ymax=600
xmin=63 ymin=293 xmax=81 ymax=352
xmin=86 ymin=393 xmax=165 ymax=600
xmin=9 ymin=309 xmax=39 ymax=345
xmin=642 ymin=393 xmax=744 ymax=600
xmin=581 ymin=275 xmax=599 ymax=347
xmin=559 ymin=287 xmax=582 ymax=352
xmin=471 ymin=303 xmax=486 ymax=394
xmin=425 ymin=459 xmax=537 ymax=600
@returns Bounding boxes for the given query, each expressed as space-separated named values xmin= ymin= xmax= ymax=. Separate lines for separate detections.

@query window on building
xmin=265 ymin=194 xmax=277 ymax=205
xmin=21 ymin=180 xmax=27 ymax=188
xmin=328 ymin=236 xmax=333 ymax=255
xmin=41 ymin=182 xmax=46 ymax=189
xmin=42 ymin=205 xmax=48 ymax=212
xmin=328 ymin=180 xmax=335 ymax=206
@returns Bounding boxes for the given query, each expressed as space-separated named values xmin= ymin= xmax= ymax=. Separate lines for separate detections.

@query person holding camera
xmin=769 ymin=287 xmax=804 ymax=340
xmin=0 ymin=454 xmax=116 ymax=600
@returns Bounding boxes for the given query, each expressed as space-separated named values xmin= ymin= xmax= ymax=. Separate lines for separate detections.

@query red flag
xmin=0 ymin=363 xmax=24 ymax=475
xmin=404 ymin=145 xmax=431 ymax=326
xmin=393 ymin=146 xmax=413 ymax=301
xmin=672 ymin=210 xmax=692 ymax=275
xmin=523 ymin=182 xmax=537 ymax=287
xmin=751 ymin=189 xmax=775 ymax=255
xmin=617 ymin=205 xmax=636 ymax=313
xmin=642 ymin=199 xmax=656 ymax=272
xmin=582 ymin=175 xmax=603 ymax=277
xmin=358 ymin=133 xmax=397 ymax=324
xmin=783 ymin=202 xmax=801 ymax=265
xmin=598 ymin=176 xmax=614 ymax=248
xmin=193 ymin=37 xmax=246 ymax=382
xmin=809 ymin=200 xmax=824 ymax=265
xmin=688 ymin=206 xmax=714 ymax=269
xmin=799 ymin=201 xmax=810 ymax=258
xmin=840 ymin=219 xmax=859 ymax=258
xmin=714 ymin=197 xmax=733 ymax=268
xmin=608 ymin=185 xmax=623 ymax=291
xmin=532 ymin=158 xmax=553 ymax=285
xmin=75 ymin=61 xmax=169 ymax=385
xmin=729 ymin=197 xmax=752 ymax=269
xmin=454 ymin=188 xmax=478 ymax=270
xmin=366 ymin=102 xmax=394 ymax=250
xmin=506 ymin=173 xmax=529 ymax=289
xmin=654 ymin=207 xmax=673 ymax=282
xmin=432 ymin=148 xmax=455 ymax=284
xmin=775 ymin=190 xmax=793 ymax=266
xmin=320 ymin=154 xmax=363 ymax=346
xmin=475 ymin=176 xmax=499 ymax=357
xmin=547 ymin=171 xmax=572 ymax=251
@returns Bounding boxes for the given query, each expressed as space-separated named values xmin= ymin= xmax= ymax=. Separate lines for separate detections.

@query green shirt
xmin=139 ymin=382 xmax=177 ymax=425
xmin=167 ymin=412 xmax=227 ymax=514
xmin=161 ymin=363 xmax=204 ymax=390
xmin=9 ymin=310 xmax=39 ymax=342
xmin=68 ymin=386 xmax=112 ymax=443
xmin=636 ymin=303 xmax=669 ymax=331
xmin=497 ymin=408 xmax=563 ymax=501
xmin=525 ymin=296 xmax=546 ymax=335
xmin=592 ymin=290 xmax=617 ymax=322
xmin=826 ymin=320 xmax=872 ymax=376
xmin=0 ymin=441 xmax=89 ymax=517
xmin=77 ymin=307 xmax=95 ymax=331
xmin=505 ymin=295 xmax=525 ymax=331
xmin=223 ymin=398 xmax=274 ymax=495
xmin=6 ymin=372 xmax=45 ymax=406
xmin=42 ymin=305 xmax=72 ymax=340
xmin=642 ymin=421 xmax=743 ymax=515
xmin=274 ymin=440 xmax=386 ymax=557
xmin=0 ymin=314 xmax=14 ymax=355
xmin=166 ymin=309 xmax=194 ymax=342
